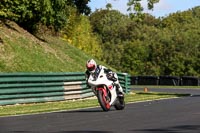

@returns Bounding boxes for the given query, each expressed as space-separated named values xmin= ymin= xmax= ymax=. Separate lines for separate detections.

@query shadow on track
xmin=131 ymin=125 xmax=200 ymax=133
xmin=11 ymin=131 xmax=113 ymax=133
xmin=191 ymin=94 xmax=200 ymax=97
xmin=58 ymin=131 xmax=113 ymax=133
xmin=57 ymin=108 xmax=116 ymax=113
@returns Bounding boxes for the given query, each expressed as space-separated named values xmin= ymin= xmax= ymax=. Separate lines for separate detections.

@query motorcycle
xmin=87 ymin=69 xmax=125 ymax=111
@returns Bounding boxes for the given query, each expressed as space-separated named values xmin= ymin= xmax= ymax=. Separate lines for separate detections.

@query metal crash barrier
xmin=131 ymin=76 xmax=199 ymax=86
xmin=0 ymin=72 xmax=131 ymax=106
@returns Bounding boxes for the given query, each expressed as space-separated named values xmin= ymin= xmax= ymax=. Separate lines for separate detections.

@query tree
xmin=127 ymin=0 xmax=159 ymax=20
xmin=159 ymin=7 xmax=200 ymax=76
xmin=106 ymin=3 xmax=112 ymax=10
xmin=62 ymin=9 xmax=103 ymax=59
xmin=90 ymin=9 xmax=130 ymax=42
xmin=89 ymin=9 xmax=131 ymax=67
xmin=73 ymin=0 xmax=91 ymax=15
xmin=0 ymin=0 xmax=91 ymax=32
xmin=121 ymin=40 xmax=149 ymax=75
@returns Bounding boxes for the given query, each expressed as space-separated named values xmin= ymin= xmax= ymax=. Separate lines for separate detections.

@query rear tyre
xmin=114 ymin=96 xmax=125 ymax=110
xmin=97 ymin=89 xmax=110 ymax=111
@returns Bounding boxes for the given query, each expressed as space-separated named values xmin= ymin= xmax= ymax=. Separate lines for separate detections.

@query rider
xmin=85 ymin=59 xmax=124 ymax=98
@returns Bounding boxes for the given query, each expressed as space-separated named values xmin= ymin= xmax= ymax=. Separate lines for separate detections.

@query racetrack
xmin=0 ymin=88 xmax=200 ymax=133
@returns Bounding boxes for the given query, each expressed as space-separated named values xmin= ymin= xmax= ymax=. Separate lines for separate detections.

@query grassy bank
xmin=0 ymin=20 xmax=111 ymax=72
xmin=0 ymin=91 xmax=189 ymax=117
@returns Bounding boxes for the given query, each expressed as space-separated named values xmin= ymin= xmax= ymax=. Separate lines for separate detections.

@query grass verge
xmin=132 ymin=85 xmax=200 ymax=89
xmin=0 ymin=91 xmax=190 ymax=117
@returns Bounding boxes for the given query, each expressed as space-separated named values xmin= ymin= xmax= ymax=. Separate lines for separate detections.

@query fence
xmin=0 ymin=72 xmax=131 ymax=106
xmin=131 ymin=76 xmax=199 ymax=86
xmin=118 ymin=73 xmax=131 ymax=93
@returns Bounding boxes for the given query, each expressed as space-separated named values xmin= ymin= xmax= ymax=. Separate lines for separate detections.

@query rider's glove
xmin=107 ymin=71 xmax=117 ymax=81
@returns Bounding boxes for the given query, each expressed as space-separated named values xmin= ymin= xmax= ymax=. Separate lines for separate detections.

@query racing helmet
xmin=86 ymin=59 xmax=97 ymax=73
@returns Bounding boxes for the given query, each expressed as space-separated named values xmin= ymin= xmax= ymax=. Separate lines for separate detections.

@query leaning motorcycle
xmin=87 ymin=70 xmax=125 ymax=111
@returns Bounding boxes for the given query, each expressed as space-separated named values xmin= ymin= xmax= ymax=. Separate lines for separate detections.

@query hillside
xmin=0 ymin=20 xmax=97 ymax=72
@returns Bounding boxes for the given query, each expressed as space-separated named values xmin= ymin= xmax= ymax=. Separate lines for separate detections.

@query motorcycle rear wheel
xmin=114 ymin=96 xmax=125 ymax=110
xmin=97 ymin=89 xmax=110 ymax=111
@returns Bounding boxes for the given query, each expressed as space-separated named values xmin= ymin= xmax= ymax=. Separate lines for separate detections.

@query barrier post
xmin=124 ymin=73 xmax=131 ymax=94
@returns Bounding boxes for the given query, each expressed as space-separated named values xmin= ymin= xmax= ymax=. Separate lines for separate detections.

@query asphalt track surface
xmin=0 ymin=88 xmax=200 ymax=133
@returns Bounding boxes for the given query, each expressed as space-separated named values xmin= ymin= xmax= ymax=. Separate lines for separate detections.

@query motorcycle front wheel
xmin=97 ymin=89 xmax=110 ymax=111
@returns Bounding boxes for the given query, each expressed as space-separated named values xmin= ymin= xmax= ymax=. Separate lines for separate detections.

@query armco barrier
xmin=137 ymin=76 xmax=159 ymax=85
xmin=0 ymin=72 xmax=131 ymax=106
xmin=131 ymin=76 xmax=199 ymax=86
xmin=181 ymin=76 xmax=199 ymax=86
xmin=130 ymin=76 xmax=138 ymax=85
xmin=159 ymin=76 xmax=180 ymax=86
xmin=118 ymin=73 xmax=131 ymax=93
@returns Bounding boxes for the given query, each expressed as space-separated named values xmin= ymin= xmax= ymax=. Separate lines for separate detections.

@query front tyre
xmin=97 ymin=89 xmax=110 ymax=111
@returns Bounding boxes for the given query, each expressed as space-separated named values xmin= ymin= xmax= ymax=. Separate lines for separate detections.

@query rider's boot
xmin=115 ymin=84 xmax=124 ymax=98
xmin=117 ymin=87 xmax=124 ymax=103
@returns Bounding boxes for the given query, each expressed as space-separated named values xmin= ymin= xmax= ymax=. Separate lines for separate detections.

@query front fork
xmin=96 ymin=86 xmax=110 ymax=101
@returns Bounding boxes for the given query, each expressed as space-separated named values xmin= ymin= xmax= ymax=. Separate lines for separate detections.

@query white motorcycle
xmin=88 ymin=70 xmax=125 ymax=111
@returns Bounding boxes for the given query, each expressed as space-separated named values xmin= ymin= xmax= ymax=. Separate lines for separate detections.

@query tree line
xmin=90 ymin=7 xmax=200 ymax=76
xmin=0 ymin=0 xmax=199 ymax=76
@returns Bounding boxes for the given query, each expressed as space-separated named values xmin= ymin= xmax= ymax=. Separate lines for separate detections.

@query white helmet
xmin=86 ymin=59 xmax=97 ymax=73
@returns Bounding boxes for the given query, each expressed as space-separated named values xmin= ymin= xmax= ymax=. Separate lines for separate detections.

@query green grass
xmin=132 ymin=85 xmax=200 ymax=89
xmin=0 ymin=21 xmax=114 ymax=72
xmin=0 ymin=21 xmax=98 ymax=72
xmin=0 ymin=91 xmax=189 ymax=117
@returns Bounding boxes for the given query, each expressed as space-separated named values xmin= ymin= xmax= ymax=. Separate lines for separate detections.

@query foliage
xmin=0 ymin=0 xmax=91 ymax=32
xmin=89 ymin=6 xmax=200 ymax=76
xmin=89 ymin=9 xmax=131 ymax=67
xmin=73 ymin=0 xmax=91 ymax=15
xmin=61 ymin=8 xmax=102 ymax=59
xmin=127 ymin=0 xmax=160 ymax=21
xmin=0 ymin=0 xmax=99 ymax=63
xmin=0 ymin=0 xmax=199 ymax=77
